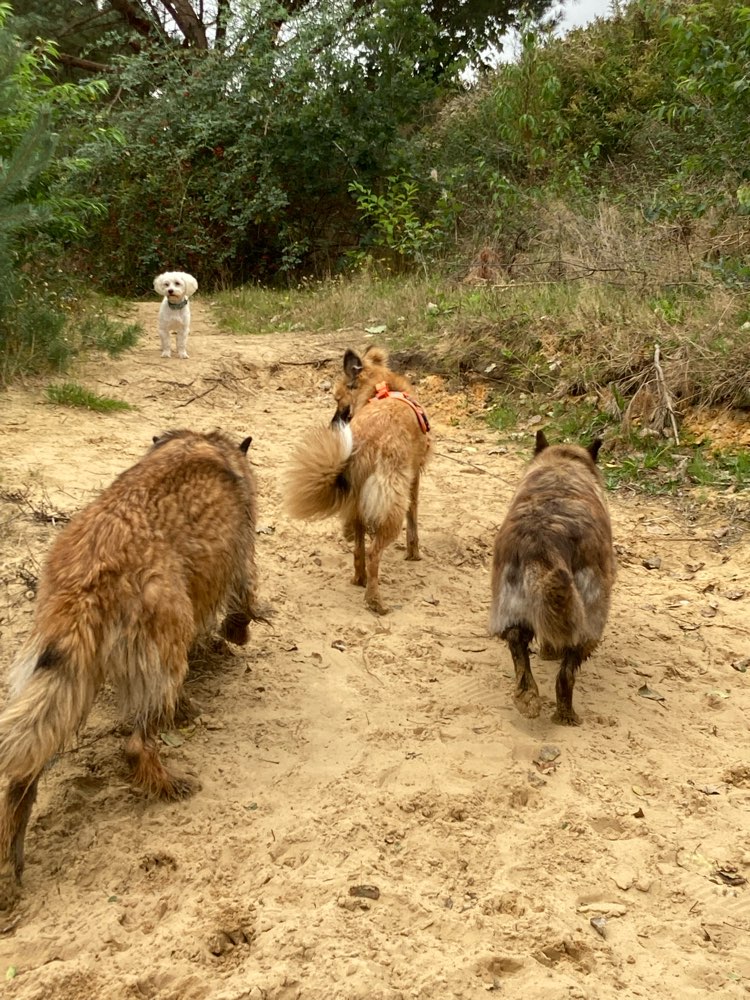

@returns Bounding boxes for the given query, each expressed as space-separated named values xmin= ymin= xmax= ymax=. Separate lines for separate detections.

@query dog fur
xmin=285 ymin=346 xmax=431 ymax=615
xmin=489 ymin=430 xmax=616 ymax=725
xmin=153 ymin=271 xmax=198 ymax=359
xmin=0 ymin=429 xmax=260 ymax=909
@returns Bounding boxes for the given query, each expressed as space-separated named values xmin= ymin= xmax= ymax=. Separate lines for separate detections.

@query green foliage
xmin=349 ymin=175 xmax=441 ymax=270
xmin=0 ymin=3 xmax=116 ymax=383
xmin=45 ymin=381 xmax=134 ymax=412
xmin=77 ymin=314 xmax=141 ymax=356
xmin=52 ymin=0 xmax=452 ymax=293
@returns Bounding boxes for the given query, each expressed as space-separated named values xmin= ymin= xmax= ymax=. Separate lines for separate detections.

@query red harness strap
xmin=370 ymin=382 xmax=431 ymax=434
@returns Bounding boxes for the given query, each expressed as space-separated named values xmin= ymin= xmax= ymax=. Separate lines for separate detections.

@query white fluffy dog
xmin=153 ymin=271 xmax=198 ymax=359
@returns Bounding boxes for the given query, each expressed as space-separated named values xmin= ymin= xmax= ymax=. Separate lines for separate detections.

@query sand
xmin=0 ymin=300 xmax=748 ymax=1000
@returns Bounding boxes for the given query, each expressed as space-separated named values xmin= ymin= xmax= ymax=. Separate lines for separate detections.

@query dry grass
xmin=213 ymin=198 xmax=750 ymax=434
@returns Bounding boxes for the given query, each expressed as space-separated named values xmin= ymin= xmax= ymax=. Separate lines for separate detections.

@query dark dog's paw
xmin=552 ymin=707 xmax=582 ymax=727
xmin=514 ymin=688 xmax=542 ymax=719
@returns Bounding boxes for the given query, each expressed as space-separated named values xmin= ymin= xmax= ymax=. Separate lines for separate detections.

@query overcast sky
xmin=558 ymin=0 xmax=616 ymax=32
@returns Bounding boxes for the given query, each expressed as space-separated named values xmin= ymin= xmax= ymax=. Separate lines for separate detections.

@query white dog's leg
xmin=176 ymin=312 xmax=190 ymax=359
xmin=159 ymin=325 xmax=172 ymax=358
xmin=176 ymin=331 xmax=189 ymax=359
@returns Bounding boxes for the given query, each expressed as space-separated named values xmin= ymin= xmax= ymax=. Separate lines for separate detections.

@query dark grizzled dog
xmin=490 ymin=430 xmax=616 ymax=725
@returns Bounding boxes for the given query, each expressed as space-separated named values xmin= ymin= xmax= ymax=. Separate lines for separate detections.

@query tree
xmin=10 ymin=0 xmax=561 ymax=76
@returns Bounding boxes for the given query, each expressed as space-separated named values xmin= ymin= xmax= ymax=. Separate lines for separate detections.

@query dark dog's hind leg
xmin=553 ymin=648 xmax=583 ymax=726
xmin=505 ymin=625 xmax=541 ymax=719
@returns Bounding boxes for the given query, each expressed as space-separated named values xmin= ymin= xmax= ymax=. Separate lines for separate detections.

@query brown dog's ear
xmin=343 ymin=349 xmax=363 ymax=383
xmin=239 ymin=436 xmax=253 ymax=455
xmin=587 ymin=438 xmax=603 ymax=463
xmin=534 ymin=430 xmax=549 ymax=454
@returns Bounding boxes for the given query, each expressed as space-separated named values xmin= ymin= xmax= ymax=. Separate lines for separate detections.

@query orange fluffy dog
xmin=489 ymin=431 xmax=616 ymax=725
xmin=285 ymin=346 xmax=431 ymax=614
xmin=0 ymin=430 xmax=260 ymax=909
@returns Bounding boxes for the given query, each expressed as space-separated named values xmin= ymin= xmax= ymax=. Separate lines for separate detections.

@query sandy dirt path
xmin=0 ymin=300 xmax=748 ymax=1000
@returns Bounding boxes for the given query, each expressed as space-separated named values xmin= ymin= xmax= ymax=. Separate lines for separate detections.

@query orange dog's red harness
xmin=370 ymin=382 xmax=430 ymax=434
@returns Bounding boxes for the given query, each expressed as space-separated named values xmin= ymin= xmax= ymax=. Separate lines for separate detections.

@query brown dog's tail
xmin=284 ymin=422 xmax=354 ymax=521
xmin=0 ymin=641 xmax=97 ymax=783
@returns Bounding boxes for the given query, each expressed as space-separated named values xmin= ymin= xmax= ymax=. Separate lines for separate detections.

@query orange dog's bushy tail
xmin=284 ymin=422 xmax=354 ymax=521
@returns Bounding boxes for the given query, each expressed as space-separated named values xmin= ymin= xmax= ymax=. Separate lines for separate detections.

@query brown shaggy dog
xmin=489 ymin=430 xmax=616 ymax=725
xmin=0 ymin=429 xmax=260 ymax=908
xmin=285 ymin=346 xmax=431 ymax=614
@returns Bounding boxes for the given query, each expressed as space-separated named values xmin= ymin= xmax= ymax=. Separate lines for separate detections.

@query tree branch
xmin=53 ymin=52 xmax=116 ymax=73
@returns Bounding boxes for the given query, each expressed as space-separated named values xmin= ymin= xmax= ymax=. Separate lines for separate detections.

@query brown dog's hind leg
xmin=124 ymin=639 xmax=197 ymax=800
xmin=505 ymin=626 xmax=541 ymax=718
xmin=126 ymin=722 xmax=198 ymax=800
xmin=0 ymin=774 xmax=40 ymax=911
xmin=405 ymin=475 xmax=421 ymax=561
xmin=553 ymin=648 xmax=583 ymax=726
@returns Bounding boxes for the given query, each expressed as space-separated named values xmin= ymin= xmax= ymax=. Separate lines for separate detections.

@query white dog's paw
xmin=178 ymin=351 xmax=189 ymax=359
xmin=161 ymin=350 xmax=171 ymax=358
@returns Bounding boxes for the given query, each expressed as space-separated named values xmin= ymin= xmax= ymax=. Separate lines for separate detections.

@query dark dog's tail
xmin=528 ymin=564 xmax=585 ymax=649
xmin=284 ymin=422 xmax=354 ymax=521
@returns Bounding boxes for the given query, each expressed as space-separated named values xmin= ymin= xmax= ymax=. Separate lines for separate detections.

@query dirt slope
xmin=0 ymin=300 xmax=748 ymax=1000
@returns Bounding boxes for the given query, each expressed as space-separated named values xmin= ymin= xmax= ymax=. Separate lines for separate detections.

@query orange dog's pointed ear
xmin=343 ymin=349 xmax=363 ymax=383
xmin=363 ymin=345 xmax=388 ymax=366
xmin=534 ymin=430 xmax=549 ymax=454
xmin=239 ymin=436 xmax=252 ymax=455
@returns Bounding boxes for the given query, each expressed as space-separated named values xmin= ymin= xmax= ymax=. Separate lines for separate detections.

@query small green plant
xmin=45 ymin=382 xmax=134 ymax=412
xmin=78 ymin=315 xmax=141 ymax=357
xmin=349 ymin=175 xmax=440 ymax=272
xmin=486 ymin=402 xmax=519 ymax=432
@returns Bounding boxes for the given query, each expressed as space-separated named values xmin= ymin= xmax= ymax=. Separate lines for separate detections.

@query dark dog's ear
xmin=239 ymin=436 xmax=253 ymax=455
xmin=534 ymin=430 xmax=549 ymax=454
xmin=152 ymin=435 xmax=160 ymax=445
xmin=587 ymin=438 xmax=603 ymax=463
xmin=343 ymin=349 xmax=363 ymax=383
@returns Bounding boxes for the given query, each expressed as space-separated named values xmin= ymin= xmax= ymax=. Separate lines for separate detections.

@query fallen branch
xmin=653 ymin=344 xmax=680 ymax=445
xmin=176 ymin=382 xmax=220 ymax=408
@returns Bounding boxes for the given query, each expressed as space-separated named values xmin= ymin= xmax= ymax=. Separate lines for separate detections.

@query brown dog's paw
xmin=158 ymin=770 xmax=201 ymax=801
xmin=220 ymin=613 xmax=249 ymax=646
xmin=0 ymin=870 xmax=21 ymax=913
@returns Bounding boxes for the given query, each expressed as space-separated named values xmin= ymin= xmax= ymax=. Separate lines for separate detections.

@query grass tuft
xmin=45 ymin=382 xmax=134 ymax=413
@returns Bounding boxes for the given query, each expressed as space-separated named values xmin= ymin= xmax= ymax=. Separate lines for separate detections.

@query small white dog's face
xmin=154 ymin=271 xmax=198 ymax=359
xmin=153 ymin=271 xmax=198 ymax=302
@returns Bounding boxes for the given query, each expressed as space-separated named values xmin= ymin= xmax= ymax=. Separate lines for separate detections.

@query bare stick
xmin=653 ymin=343 xmax=680 ymax=445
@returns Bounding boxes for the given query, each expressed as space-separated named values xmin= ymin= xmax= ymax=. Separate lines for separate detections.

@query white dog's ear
xmin=183 ymin=274 xmax=198 ymax=297
xmin=153 ymin=274 xmax=167 ymax=295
